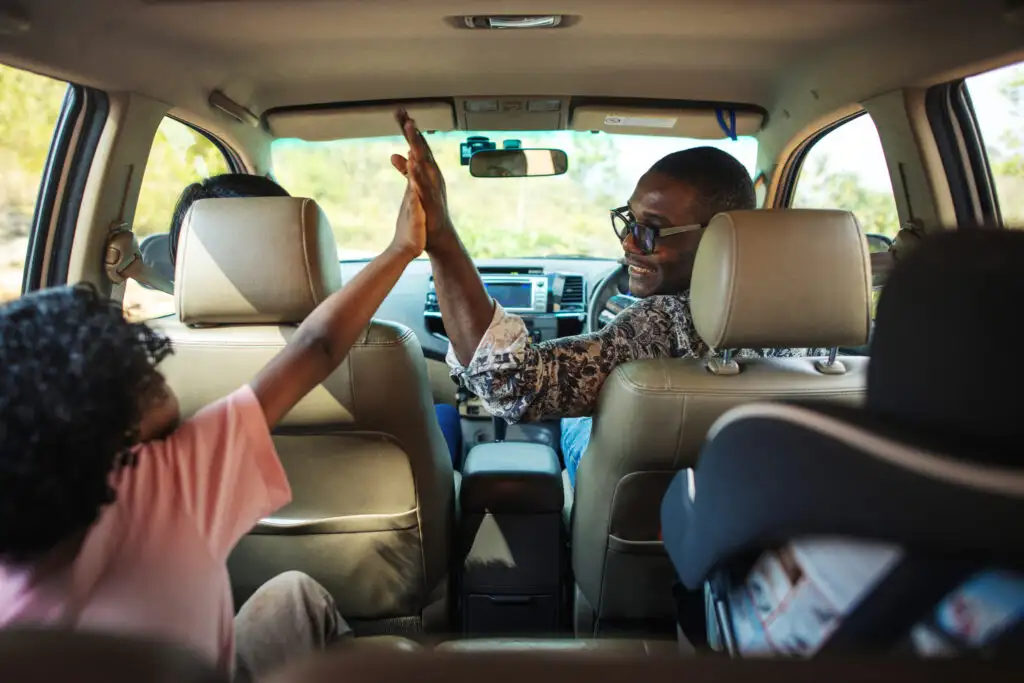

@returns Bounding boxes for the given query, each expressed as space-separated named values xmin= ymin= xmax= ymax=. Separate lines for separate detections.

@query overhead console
xmin=424 ymin=266 xmax=586 ymax=345
xmin=456 ymin=96 xmax=571 ymax=132
xmin=262 ymin=95 xmax=765 ymax=141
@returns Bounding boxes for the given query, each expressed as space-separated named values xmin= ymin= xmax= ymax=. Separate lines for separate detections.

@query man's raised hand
xmin=391 ymin=109 xmax=453 ymax=249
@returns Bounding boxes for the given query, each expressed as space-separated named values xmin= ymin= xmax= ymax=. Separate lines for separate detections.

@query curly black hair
xmin=0 ymin=284 xmax=173 ymax=562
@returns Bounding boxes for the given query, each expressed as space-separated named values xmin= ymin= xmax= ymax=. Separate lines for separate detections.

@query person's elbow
xmin=290 ymin=325 xmax=338 ymax=374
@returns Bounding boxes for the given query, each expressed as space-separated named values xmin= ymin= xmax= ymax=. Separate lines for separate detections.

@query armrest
xmin=346 ymin=636 xmax=422 ymax=652
xmin=461 ymin=443 xmax=562 ymax=514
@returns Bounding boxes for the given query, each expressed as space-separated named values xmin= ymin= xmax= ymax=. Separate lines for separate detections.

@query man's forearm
xmin=428 ymin=228 xmax=494 ymax=366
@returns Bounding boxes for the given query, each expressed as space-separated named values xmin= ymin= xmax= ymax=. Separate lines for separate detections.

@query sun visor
xmin=570 ymin=106 xmax=763 ymax=139
xmin=266 ymin=101 xmax=456 ymax=141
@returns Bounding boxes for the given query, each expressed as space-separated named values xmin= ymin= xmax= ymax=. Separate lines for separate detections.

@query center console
xmin=458 ymin=442 xmax=566 ymax=636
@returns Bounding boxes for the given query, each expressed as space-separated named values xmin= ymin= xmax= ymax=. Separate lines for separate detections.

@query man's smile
xmin=625 ymin=255 xmax=657 ymax=278
xmin=628 ymin=264 xmax=656 ymax=277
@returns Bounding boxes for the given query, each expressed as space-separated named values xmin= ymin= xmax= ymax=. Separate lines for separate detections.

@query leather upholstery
xmin=264 ymin=649 xmax=1005 ymax=683
xmin=175 ymin=197 xmax=342 ymax=325
xmin=0 ymin=628 xmax=225 ymax=683
xmin=572 ymin=209 xmax=871 ymax=635
xmin=562 ymin=469 xmax=573 ymax=528
xmin=155 ymin=197 xmax=453 ymax=631
xmin=460 ymin=443 xmax=563 ymax=514
xmin=345 ymin=636 xmax=422 ymax=652
xmin=691 ymin=209 xmax=871 ymax=349
xmin=434 ymin=638 xmax=679 ymax=655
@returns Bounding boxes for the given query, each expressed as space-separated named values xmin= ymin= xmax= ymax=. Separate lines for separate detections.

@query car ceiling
xmin=0 ymin=0 xmax=1021 ymax=145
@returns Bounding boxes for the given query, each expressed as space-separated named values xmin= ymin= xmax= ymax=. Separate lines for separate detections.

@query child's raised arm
xmin=250 ymin=176 xmax=426 ymax=427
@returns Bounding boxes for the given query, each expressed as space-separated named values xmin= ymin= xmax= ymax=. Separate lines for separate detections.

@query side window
xmin=791 ymin=113 xmax=900 ymax=242
xmin=790 ymin=113 xmax=900 ymax=320
xmin=123 ymin=118 xmax=229 ymax=321
xmin=965 ymin=60 xmax=1024 ymax=228
xmin=0 ymin=64 xmax=69 ymax=303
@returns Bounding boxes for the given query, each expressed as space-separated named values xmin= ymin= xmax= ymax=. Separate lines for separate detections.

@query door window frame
xmin=773 ymin=110 xmax=867 ymax=209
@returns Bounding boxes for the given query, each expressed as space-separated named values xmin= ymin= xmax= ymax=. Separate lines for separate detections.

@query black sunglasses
xmin=610 ymin=206 xmax=706 ymax=255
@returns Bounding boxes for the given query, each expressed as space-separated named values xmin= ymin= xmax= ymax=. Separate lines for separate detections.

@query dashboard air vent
xmin=561 ymin=276 xmax=585 ymax=306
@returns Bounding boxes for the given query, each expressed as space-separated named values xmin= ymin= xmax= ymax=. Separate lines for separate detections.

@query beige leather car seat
xmin=151 ymin=197 xmax=454 ymax=634
xmin=570 ymin=209 xmax=873 ymax=636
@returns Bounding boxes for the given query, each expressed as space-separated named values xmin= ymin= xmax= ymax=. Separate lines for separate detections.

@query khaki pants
xmin=234 ymin=571 xmax=353 ymax=681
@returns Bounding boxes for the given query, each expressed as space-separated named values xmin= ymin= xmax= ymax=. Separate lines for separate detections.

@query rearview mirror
xmin=865 ymin=233 xmax=893 ymax=254
xmin=469 ymin=149 xmax=568 ymax=178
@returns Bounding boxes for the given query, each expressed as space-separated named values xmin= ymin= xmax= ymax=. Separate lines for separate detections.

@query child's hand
xmin=390 ymin=172 xmax=426 ymax=260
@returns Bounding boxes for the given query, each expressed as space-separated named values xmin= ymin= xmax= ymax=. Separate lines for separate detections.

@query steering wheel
xmin=586 ymin=262 xmax=632 ymax=333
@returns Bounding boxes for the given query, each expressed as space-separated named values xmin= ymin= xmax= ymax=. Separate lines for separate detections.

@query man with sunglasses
xmin=392 ymin=110 xmax=820 ymax=487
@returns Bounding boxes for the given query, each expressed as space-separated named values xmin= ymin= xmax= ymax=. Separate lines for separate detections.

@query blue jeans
xmin=560 ymin=416 xmax=593 ymax=488
xmin=434 ymin=403 xmax=462 ymax=467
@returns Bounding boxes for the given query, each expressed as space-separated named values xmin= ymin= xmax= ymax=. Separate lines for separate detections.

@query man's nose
xmin=621 ymin=230 xmax=642 ymax=254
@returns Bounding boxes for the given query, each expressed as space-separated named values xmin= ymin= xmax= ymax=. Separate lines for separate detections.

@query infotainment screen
xmin=485 ymin=282 xmax=534 ymax=309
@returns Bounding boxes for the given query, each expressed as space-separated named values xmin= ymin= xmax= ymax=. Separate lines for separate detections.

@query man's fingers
xmin=406 ymin=159 xmax=427 ymax=197
xmin=391 ymin=154 xmax=409 ymax=176
xmin=408 ymin=157 xmax=432 ymax=190
xmin=400 ymin=116 xmax=436 ymax=164
xmin=398 ymin=111 xmax=419 ymax=149
xmin=395 ymin=108 xmax=412 ymax=138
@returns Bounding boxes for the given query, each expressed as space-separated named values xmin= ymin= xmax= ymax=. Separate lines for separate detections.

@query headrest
xmin=174 ymin=197 xmax=342 ymax=324
xmin=868 ymin=229 xmax=1024 ymax=447
xmin=690 ymin=209 xmax=871 ymax=349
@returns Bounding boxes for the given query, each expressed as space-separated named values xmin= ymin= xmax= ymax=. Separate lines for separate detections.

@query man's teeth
xmin=629 ymin=265 xmax=654 ymax=275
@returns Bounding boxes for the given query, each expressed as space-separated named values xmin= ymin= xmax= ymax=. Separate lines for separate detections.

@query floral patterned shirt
xmin=447 ymin=291 xmax=827 ymax=424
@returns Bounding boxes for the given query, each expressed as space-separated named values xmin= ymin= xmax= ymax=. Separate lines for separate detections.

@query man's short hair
xmin=169 ymin=174 xmax=290 ymax=265
xmin=648 ymin=147 xmax=756 ymax=218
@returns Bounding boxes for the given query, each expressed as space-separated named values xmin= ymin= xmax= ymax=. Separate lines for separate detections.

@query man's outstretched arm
xmin=391 ymin=110 xmax=494 ymax=366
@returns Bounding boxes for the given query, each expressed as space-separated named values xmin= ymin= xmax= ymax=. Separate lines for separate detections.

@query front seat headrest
xmin=690 ymin=209 xmax=872 ymax=350
xmin=174 ymin=196 xmax=342 ymax=325
xmin=869 ymin=228 xmax=1024 ymax=448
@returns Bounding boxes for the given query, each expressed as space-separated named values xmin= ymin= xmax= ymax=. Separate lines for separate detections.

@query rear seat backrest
xmin=571 ymin=209 xmax=873 ymax=636
xmin=152 ymin=197 xmax=454 ymax=634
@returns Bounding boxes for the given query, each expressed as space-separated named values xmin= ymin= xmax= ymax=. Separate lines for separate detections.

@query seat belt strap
xmin=818 ymin=554 xmax=980 ymax=653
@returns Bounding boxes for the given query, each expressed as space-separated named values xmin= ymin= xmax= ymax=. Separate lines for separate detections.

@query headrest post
xmin=706 ymin=348 xmax=741 ymax=376
xmin=814 ymin=347 xmax=848 ymax=376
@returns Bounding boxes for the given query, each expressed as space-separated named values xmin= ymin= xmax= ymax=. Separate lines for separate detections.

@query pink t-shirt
xmin=0 ymin=385 xmax=291 ymax=674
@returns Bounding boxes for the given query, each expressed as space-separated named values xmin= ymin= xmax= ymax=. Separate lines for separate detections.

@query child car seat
xmin=661 ymin=229 xmax=1024 ymax=656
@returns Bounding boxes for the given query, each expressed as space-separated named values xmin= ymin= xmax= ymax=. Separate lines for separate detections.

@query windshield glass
xmin=272 ymin=131 xmax=758 ymax=260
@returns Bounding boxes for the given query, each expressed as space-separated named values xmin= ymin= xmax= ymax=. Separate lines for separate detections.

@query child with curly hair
xmin=0 ymin=170 xmax=427 ymax=680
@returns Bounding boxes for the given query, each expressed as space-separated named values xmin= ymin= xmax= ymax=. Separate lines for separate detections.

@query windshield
xmin=272 ymin=131 xmax=758 ymax=260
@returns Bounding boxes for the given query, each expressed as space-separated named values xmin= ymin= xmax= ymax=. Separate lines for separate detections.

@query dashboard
xmin=339 ymin=257 xmax=621 ymax=360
